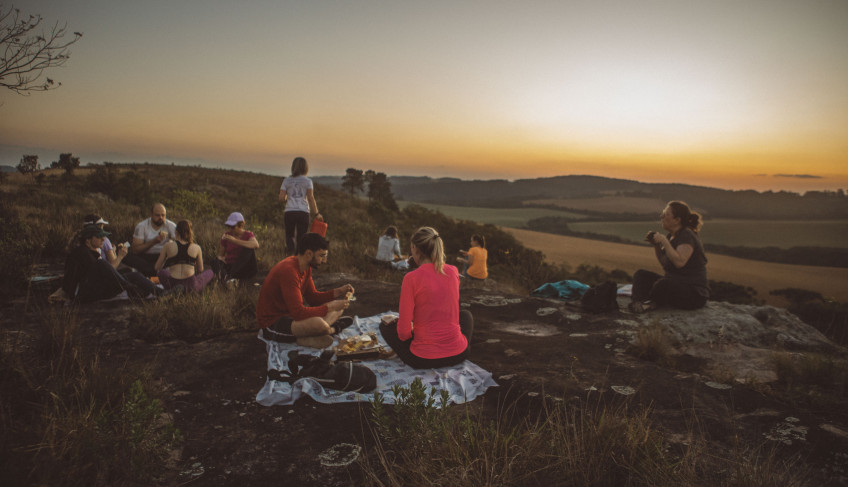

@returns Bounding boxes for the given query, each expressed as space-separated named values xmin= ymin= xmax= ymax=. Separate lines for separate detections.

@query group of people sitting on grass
xmin=62 ymin=196 xmax=707 ymax=371
xmin=62 ymin=203 xmax=259 ymax=303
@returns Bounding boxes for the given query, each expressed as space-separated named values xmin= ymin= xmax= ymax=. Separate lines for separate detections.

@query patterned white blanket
xmin=255 ymin=312 xmax=497 ymax=407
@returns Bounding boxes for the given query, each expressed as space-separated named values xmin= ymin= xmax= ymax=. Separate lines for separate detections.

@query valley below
xmin=507 ymin=228 xmax=848 ymax=306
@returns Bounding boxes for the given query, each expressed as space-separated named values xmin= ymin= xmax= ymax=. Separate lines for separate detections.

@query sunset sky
xmin=1 ymin=0 xmax=846 ymax=192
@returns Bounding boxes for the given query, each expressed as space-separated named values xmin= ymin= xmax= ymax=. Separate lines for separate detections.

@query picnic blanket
xmin=255 ymin=312 xmax=497 ymax=408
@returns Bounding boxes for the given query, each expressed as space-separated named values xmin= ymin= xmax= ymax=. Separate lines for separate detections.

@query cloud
xmin=773 ymin=174 xmax=823 ymax=179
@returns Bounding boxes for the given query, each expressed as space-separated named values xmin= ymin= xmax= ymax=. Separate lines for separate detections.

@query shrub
xmin=771 ymin=288 xmax=848 ymax=346
xmin=710 ymin=280 xmax=760 ymax=305
xmin=170 ymin=189 xmax=217 ymax=222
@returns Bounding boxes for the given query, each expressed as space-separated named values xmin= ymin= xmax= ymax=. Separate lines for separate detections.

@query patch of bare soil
xmin=7 ymin=272 xmax=848 ymax=486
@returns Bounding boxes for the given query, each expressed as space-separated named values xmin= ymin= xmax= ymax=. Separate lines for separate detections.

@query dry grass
xmin=0 ymin=306 xmax=179 ymax=485
xmin=630 ymin=323 xmax=675 ymax=366
xmin=359 ymin=380 xmax=809 ymax=486
xmin=127 ymin=284 xmax=258 ymax=343
xmin=771 ymin=352 xmax=848 ymax=408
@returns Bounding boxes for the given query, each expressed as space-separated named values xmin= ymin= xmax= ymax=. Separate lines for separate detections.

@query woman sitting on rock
xmin=155 ymin=220 xmax=213 ymax=293
xmin=380 ymin=226 xmax=474 ymax=369
xmin=629 ymin=200 xmax=709 ymax=313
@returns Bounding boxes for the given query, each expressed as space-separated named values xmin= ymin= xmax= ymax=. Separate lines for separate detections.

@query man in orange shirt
xmin=257 ymin=233 xmax=354 ymax=349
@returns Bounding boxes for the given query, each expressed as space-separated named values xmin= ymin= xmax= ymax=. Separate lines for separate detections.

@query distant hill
xmin=314 ymin=174 xmax=848 ymax=220
xmin=0 ymin=165 xmax=16 ymax=173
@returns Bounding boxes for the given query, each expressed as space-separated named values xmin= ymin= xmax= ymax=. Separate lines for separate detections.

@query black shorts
xmin=262 ymin=316 xmax=296 ymax=343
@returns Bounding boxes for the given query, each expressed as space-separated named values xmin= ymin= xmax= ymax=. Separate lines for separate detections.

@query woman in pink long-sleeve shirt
xmin=380 ymin=226 xmax=474 ymax=369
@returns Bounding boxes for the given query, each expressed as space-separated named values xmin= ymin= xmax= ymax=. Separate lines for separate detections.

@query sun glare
xmin=512 ymin=59 xmax=738 ymax=154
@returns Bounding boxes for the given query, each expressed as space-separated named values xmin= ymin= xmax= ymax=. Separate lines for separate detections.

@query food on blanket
xmin=381 ymin=315 xmax=398 ymax=326
xmin=336 ymin=332 xmax=381 ymax=356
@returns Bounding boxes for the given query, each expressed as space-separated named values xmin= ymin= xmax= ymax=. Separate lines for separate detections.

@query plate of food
xmin=335 ymin=332 xmax=387 ymax=361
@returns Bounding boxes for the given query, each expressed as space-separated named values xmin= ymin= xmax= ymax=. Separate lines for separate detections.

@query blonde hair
xmin=411 ymin=226 xmax=445 ymax=274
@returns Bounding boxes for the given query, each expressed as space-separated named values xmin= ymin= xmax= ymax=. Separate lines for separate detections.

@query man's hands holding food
xmin=328 ymin=284 xmax=355 ymax=311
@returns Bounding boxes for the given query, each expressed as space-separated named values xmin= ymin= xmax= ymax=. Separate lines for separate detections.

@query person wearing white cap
xmin=82 ymin=213 xmax=127 ymax=269
xmin=211 ymin=211 xmax=259 ymax=285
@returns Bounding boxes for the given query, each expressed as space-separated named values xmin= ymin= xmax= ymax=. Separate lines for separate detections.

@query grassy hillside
xmin=0 ymin=164 xmax=597 ymax=300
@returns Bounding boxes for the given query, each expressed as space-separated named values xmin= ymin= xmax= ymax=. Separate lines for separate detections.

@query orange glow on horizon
xmin=0 ymin=1 xmax=845 ymax=194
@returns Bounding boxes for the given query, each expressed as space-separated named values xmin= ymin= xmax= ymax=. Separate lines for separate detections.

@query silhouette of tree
xmin=51 ymin=152 xmax=80 ymax=175
xmin=16 ymin=154 xmax=37 ymax=174
xmin=365 ymin=170 xmax=398 ymax=211
xmin=341 ymin=167 xmax=364 ymax=194
xmin=0 ymin=5 xmax=82 ymax=94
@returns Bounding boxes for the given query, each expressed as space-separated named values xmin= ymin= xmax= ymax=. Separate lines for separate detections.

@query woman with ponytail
xmin=380 ymin=226 xmax=474 ymax=369
xmin=629 ymin=201 xmax=709 ymax=313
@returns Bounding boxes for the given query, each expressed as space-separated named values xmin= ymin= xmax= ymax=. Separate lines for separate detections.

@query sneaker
xmin=330 ymin=316 xmax=355 ymax=335
xmin=627 ymin=300 xmax=655 ymax=314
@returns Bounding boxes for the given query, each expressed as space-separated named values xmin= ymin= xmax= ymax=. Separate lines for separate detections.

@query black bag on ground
xmin=267 ymin=350 xmax=377 ymax=393
xmin=580 ymin=281 xmax=619 ymax=313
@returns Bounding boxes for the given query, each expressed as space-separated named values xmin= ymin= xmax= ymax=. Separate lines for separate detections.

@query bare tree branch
xmin=0 ymin=4 xmax=82 ymax=95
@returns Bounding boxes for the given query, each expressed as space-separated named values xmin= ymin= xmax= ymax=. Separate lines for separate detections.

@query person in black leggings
xmin=279 ymin=157 xmax=322 ymax=255
xmin=629 ymin=201 xmax=709 ymax=313
xmin=63 ymin=225 xmax=166 ymax=302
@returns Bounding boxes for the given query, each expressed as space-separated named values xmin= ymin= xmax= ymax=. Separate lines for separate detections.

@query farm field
xmin=506 ymin=228 xmax=848 ymax=306
xmin=397 ymin=201 xmax=586 ymax=227
xmin=399 ymin=201 xmax=848 ymax=249
xmin=568 ymin=219 xmax=848 ymax=249
xmin=523 ymin=195 xmax=669 ymax=214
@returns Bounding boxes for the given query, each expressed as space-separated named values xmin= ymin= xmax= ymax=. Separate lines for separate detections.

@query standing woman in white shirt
xmin=279 ymin=157 xmax=322 ymax=254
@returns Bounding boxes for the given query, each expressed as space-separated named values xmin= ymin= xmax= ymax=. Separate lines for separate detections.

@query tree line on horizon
xmin=367 ymin=174 xmax=848 ymax=220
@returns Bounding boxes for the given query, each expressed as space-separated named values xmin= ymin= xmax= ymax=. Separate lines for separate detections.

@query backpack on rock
xmin=580 ymin=281 xmax=619 ymax=313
